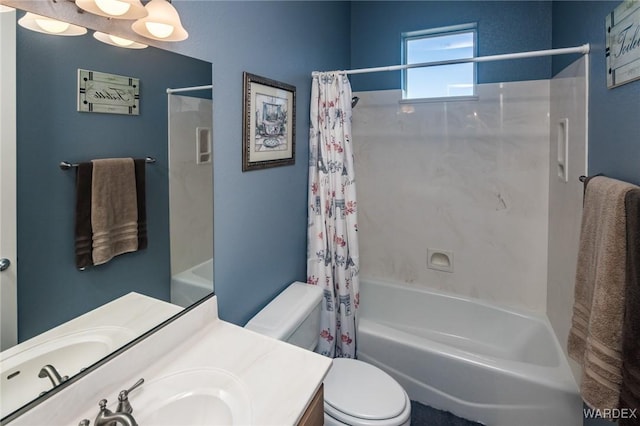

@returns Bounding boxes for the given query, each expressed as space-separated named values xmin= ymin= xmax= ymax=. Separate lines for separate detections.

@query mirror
xmin=0 ymin=3 xmax=213 ymax=420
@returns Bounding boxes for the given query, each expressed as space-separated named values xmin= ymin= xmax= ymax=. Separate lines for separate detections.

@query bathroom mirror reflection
xmin=0 ymin=6 xmax=213 ymax=419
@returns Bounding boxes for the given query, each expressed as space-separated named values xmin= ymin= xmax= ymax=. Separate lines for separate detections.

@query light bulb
xmin=95 ymin=0 xmax=131 ymax=16
xmin=35 ymin=18 xmax=70 ymax=34
xmin=145 ymin=21 xmax=174 ymax=38
xmin=94 ymin=31 xmax=148 ymax=49
xmin=131 ymin=0 xmax=187 ymax=41
xmin=19 ymin=12 xmax=87 ymax=36
xmin=108 ymin=34 xmax=135 ymax=46
xmin=76 ymin=0 xmax=147 ymax=19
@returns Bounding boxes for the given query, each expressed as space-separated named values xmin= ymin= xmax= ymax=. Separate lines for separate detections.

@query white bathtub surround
xmin=168 ymin=94 xmax=214 ymax=276
xmin=170 ymin=257 xmax=214 ymax=307
xmin=357 ymin=279 xmax=581 ymax=426
xmin=10 ymin=295 xmax=332 ymax=425
xmin=308 ymin=73 xmax=360 ymax=358
xmin=352 ymin=83 xmax=550 ymax=312
xmin=546 ymin=56 xmax=588 ymax=383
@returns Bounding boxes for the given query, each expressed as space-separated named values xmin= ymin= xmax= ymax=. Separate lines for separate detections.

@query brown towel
xmin=91 ymin=158 xmax=139 ymax=265
xmin=620 ymin=188 xmax=640 ymax=425
xmin=568 ymin=176 xmax=639 ymax=412
xmin=134 ymin=159 xmax=148 ymax=250
xmin=75 ymin=162 xmax=93 ymax=269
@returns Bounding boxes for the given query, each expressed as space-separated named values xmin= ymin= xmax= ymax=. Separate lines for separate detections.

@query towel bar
xmin=59 ymin=157 xmax=156 ymax=170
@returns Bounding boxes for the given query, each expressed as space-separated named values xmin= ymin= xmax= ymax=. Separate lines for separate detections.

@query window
xmin=402 ymin=24 xmax=477 ymax=101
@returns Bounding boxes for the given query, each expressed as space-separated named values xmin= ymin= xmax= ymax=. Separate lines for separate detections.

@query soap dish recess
xmin=427 ymin=249 xmax=453 ymax=273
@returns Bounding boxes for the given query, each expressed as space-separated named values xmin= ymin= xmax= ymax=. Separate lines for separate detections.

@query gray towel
xmin=568 ymin=176 xmax=639 ymax=412
xmin=91 ymin=158 xmax=139 ymax=266
xmin=134 ymin=159 xmax=148 ymax=250
xmin=620 ymin=188 xmax=640 ymax=425
xmin=75 ymin=162 xmax=93 ymax=269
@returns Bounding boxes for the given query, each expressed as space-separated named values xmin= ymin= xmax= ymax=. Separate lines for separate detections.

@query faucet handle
xmin=116 ymin=378 xmax=144 ymax=414
xmin=78 ymin=419 xmax=90 ymax=426
xmin=98 ymin=399 xmax=111 ymax=414
xmin=116 ymin=392 xmax=132 ymax=414
xmin=125 ymin=378 xmax=145 ymax=394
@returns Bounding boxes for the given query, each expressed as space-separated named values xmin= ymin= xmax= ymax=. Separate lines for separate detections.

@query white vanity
xmin=6 ymin=295 xmax=332 ymax=425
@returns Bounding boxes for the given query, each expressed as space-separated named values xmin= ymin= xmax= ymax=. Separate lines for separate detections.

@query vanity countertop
xmin=1 ymin=293 xmax=182 ymax=419
xmin=116 ymin=318 xmax=333 ymax=425
xmin=1 ymin=292 xmax=181 ymax=362
xmin=8 ymin=295 xmax=332 ymax=425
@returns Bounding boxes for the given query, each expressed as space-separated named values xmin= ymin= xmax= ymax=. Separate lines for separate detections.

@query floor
xmin=410 ymin=401 xmax=484 ymax=426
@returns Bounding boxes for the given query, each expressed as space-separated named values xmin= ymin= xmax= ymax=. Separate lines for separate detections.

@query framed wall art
xmin=78 ymin=69 xmax=139 ymax=115
xmin=242 ymin=72 xmax=296 ymax=171
xmin=606 ymin=0 xmax=640 ymax=88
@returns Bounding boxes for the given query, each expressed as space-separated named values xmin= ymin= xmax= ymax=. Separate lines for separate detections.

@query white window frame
xmin=401 ymin=23 xmax=478 ymax=103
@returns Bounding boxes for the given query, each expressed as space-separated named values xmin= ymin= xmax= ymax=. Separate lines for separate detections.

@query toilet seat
xmin=324 ymin=359 xmax=411 ymax=426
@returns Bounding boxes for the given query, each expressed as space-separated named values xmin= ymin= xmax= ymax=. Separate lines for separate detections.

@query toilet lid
xmin=324 ymin=359 xmax=407 ymax=420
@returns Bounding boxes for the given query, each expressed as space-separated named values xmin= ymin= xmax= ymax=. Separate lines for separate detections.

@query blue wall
xmin=552 ymin=0 xmax=640 ymax=187
xmin=349 ymin=1 xmax=552 ymax=92
xmin=16 ymin=23 xmax=212 ymax=340
xmin=170 ymin=1 xmax=351 ymax=325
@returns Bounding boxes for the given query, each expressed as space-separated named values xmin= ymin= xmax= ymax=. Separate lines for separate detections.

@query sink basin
xmin=131 ymin=368 xmax=252 ymax=425
xmin=1 ymin=326 xmax=136 ymax=417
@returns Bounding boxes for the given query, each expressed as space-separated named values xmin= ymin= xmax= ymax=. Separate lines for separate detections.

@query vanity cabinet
xmin=298 ymin=384 xmax=324 ymax=426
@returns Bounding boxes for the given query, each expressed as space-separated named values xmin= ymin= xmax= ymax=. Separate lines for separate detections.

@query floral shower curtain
xmin=307 ymin=73 xmax=359 ymax=358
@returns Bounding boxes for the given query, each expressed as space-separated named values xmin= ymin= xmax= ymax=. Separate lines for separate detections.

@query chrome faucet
xmin=38 ymin=364 xmax=68 ymax=387
xmin=93 ymin=378 xmax=144 ymax=426
xmin=94 ymin=399 xmax=137 ymax=426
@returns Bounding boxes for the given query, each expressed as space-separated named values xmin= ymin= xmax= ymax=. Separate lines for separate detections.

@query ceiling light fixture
xmin=93 ymin=31 xmax=148 ymax=49
xmin=76 ymin=0 xmax=147 ymax=20
xmin=18 ymin=12 xmax=87 ymax=36
xmin=131 ymin=0 xmax=188 ymax=42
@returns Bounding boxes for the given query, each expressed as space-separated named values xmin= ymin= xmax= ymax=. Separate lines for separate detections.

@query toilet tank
xmin=245 ymin=282 xmax=323 ymax=351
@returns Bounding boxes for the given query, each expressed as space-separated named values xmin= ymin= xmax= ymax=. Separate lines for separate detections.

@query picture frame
xmin=242 ymin=72 xmax=296 ymax=171
xmin=605 ymin=1 xmax=640 ymax=88
xmin=78 ymin=69 xmax=140 ymax=115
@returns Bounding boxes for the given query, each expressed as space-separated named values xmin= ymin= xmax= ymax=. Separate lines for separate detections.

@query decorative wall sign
xmin=242 ymin=72 xmax=296 ymax=171
xmin=606 ymin=0 xmax=640 ymax=88
xmin=78 ymin=69 xmax=140 ymax=115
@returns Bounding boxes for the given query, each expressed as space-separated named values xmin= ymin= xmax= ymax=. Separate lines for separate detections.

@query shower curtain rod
xmin=166 ymin=84 xmax=213 ymax=94
xmin=312 ymin=44 xmax=590 ymax=76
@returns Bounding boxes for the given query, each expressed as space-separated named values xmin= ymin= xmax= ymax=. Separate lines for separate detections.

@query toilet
xmin=245 ymin=282 xmax=411 ymax=426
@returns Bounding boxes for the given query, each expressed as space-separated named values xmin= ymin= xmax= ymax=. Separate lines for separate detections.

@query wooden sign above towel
xmin=77 ymin=69 xmax=140 ymax=115
xmin=606 ymin=1 xmax=640 ymax=88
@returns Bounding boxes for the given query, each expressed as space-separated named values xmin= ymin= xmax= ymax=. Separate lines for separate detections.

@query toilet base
xmin=324 ymin=412 xmax=411 ymax=426
xmin=323 ymin=391 xmax=412 ymax=426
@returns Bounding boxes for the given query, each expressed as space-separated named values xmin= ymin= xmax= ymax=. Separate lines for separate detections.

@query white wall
xmin=352 ymin=81 xmax=550 ymax=312
xmin=0 ymin=5 xmax=17 ymax=350
xmin=168 ymin=94 xmax=214 ymax=275
xmin=546 ymin=57 xmax=588 ymax=382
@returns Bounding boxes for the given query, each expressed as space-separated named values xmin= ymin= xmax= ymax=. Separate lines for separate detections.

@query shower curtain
xmin=307 ymin=73 xmax=360 ymax=358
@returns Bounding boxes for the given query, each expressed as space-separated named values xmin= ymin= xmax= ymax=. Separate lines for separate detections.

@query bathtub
xmin=170 ymin=258 xmax=214 ymax=308
xmin=357 ymin=279 xmax=581 ymax=426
